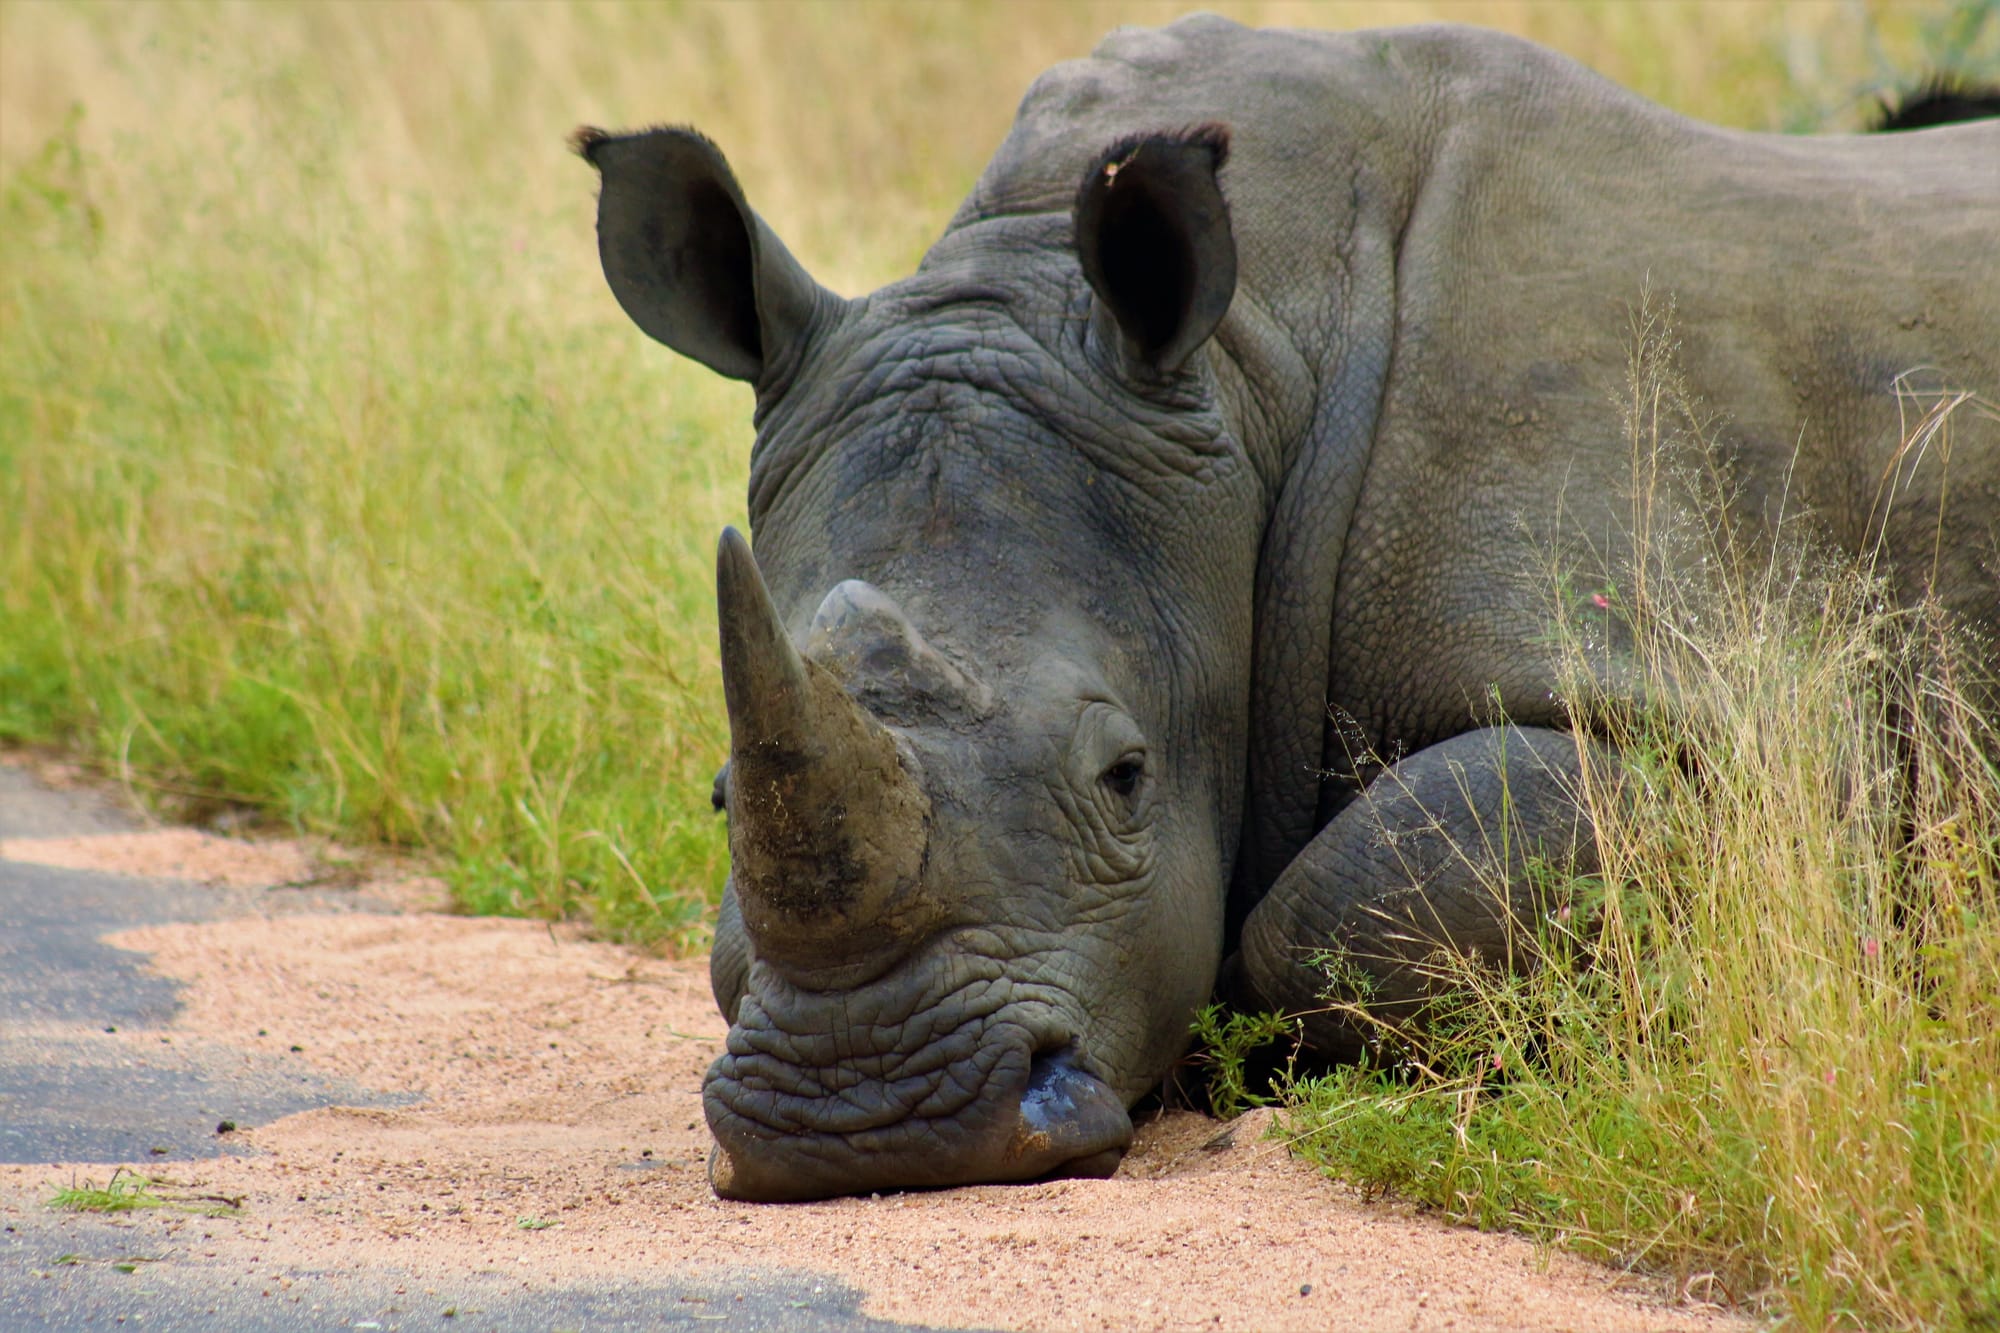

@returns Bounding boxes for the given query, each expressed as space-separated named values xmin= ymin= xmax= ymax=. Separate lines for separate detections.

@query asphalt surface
xmin=0 ymin=762 xmax=971 ymax=1333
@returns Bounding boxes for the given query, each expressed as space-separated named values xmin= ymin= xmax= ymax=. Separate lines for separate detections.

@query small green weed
xmin=1187 ymin=1004 xmax=1299 ymax=1119
xmin=46 ymin=1169 xmax=243 ymax=1218
xmin=47 ymin=1170 xmax=164 ymax=1214
xmin=46 ymin=1253 xmax=165 ymax=1275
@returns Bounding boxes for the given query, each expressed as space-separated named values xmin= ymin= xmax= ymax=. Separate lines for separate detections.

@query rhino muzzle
xmin=706 ymin=1030 xmax=1133 ymax=1202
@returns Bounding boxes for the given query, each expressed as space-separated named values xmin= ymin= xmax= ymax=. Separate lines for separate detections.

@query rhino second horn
xmin=807 ymin=580 xmax=993 ymax=715
xmin=714 ymin=528 xmax=933 ymax=969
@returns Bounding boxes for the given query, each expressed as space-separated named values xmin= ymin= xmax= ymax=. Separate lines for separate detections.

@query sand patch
xmin=0 ymin=826 xmax=451 ymax=909
xmin=0 ymin=908 xmax=1749 ymax=1332
xmin=0 ymin=829 xmax=319 ymax=889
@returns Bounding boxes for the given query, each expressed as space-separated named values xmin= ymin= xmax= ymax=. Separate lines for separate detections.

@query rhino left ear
xmin=573 ymin=125 xmax=833 ymax=385
xmin=1073 ymin=125 xmax=1237 ymax=376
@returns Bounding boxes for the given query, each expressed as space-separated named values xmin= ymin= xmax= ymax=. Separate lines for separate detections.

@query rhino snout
xmin=706 ymin=1048 xmax=1131 ymax=1201
xmin=702 ymin=965 xmax=1133 ymax=1202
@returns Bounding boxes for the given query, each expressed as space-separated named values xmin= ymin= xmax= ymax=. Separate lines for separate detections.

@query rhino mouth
xmin=703 ymin=954 xmax=1132 ymax=1201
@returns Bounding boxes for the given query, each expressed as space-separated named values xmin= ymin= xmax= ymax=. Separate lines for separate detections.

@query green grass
xmin=45 ymin=1168 xmax=239 ymax=1218
xmin=46 ymin=1171 xmax=166 ymax=1214
xmin=0 ymin=154 xmax=745 ymax=941
xmin=1278 ymin=309 xmax=2000 ymax=1329
xmin=1186 ymin=1003 xmax=1300 ymax=1119
xmin=1 ymin=5 xmax=756 ymax=946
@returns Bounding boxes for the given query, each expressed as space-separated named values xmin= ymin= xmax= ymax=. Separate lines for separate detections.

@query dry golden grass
xmin=1285 ymin=307 xmax=2000 ymax=1329
xmin=1 ymin=2 xmax=1979 ymax=288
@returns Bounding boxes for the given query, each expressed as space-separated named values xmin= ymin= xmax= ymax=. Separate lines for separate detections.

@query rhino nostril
xmin=1012 ymin=1046 xmax=1133 ymax=1179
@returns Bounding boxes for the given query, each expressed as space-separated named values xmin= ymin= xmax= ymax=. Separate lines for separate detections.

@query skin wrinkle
xmin=717 ymin=1006 xmax=998 ymax=1137
xmin=712 ymin=923 xmax=1095 ymax=1140
xmin=1050 ymin=730 xmax=1156 ymax=888
xmin=716 ymin=1053 xmax=991 ymax=1141
xmin=759 ymin=280 xmax=1235 ymax=537
xmin=1229 ymin=104 xmax=1416 ymax=897
xmin=1306 ymin=257 xmax=1401 ymax=782
xmin=1206 ymin=287 xmax=1313 ymax=503
xmin=745 ymin=279 xmax=842 ymax=418
xmin=735 ymin=964 xmax=996 ymax=1073
xmin=1132 ymin=579 xmax=1221 ymax=740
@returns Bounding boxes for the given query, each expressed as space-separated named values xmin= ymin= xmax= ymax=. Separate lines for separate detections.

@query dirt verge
xmin=0 ymin=810 xmax=1750 ymax=1331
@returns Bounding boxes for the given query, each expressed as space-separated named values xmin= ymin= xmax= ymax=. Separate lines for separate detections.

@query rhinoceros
xmin=576 ymin=16 xmax=2000 ymax=1201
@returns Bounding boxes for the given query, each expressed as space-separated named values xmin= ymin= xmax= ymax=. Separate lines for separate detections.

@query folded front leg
xmin=1238 ymin=725 xmax=1607 ymax=1059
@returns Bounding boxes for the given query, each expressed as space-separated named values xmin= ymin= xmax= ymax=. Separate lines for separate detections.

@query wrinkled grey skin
xmin=578 ymin=18 xmax=2000 ymax=1201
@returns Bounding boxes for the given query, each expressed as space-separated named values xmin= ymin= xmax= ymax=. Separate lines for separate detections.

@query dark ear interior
xmin=1072 ymin=126 xmax=1237 ymax=375
xmin=574 ymin=125 xmax=825 ymax=383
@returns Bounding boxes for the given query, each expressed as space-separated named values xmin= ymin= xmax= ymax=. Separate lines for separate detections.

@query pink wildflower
xmin=1590 ymin=593 xmax=1612 ymax=609
xmin=1863 ymin=937 xmax=1880 ymax=959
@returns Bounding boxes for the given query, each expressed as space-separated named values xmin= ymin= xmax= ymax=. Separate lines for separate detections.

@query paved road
xmin=0 ymin=766 xmax=413 ymax=1167
xmin=0 ymin=762 xmax=968 ymax=1333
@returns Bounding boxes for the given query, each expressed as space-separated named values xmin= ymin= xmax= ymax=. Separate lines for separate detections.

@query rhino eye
xmin=1100 ymin=754 xmax=1145 ymax=800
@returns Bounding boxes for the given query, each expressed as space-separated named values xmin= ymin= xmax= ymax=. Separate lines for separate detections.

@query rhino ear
xmin=573 ymin=125 xmax=832 ymax=384
xmin=1073 ymin=126 xmax=1237 ymax=376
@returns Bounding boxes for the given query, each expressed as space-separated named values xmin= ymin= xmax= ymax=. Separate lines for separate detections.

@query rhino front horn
xmin=714 ymin=528 xmax=934 ymax=970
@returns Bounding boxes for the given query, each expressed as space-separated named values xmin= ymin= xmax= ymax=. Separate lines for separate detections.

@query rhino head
xmin=577 ymin=124 xmax=1259 ymax=1200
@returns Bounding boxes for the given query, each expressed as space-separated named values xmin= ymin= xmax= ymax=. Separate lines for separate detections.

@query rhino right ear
xmin=1073 ymin=125 xmax=1237 ymax=377
xmin=573 ymin=126 xmax=832 ymax=384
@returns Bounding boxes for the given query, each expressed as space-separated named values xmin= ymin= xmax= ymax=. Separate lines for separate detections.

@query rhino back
xmin=947 ymin=17 xmax=1999 ymax=886
xmin=1341 ymin=71 xmax=1999 ymax=757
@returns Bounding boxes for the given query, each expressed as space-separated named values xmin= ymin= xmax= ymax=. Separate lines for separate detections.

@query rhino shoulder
xmin=953 ymin=16 xmax=1370 ymax=227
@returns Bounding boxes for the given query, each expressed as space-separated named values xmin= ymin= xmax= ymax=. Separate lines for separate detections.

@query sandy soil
xmin=0 ymin=819 xmax=1752 ymax=1332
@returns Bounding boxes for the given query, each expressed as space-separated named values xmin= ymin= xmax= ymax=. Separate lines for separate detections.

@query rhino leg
xmin=1236 ymin=726 xmax=1609 ymax=1060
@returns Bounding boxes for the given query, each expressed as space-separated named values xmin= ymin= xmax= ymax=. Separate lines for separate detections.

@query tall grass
xmin=2 ymin=2 xmax=1992 ymax=943
xmin=1281 ymin=308 xmax=2000 ymax=1328
xmin=0 ymin=73 xmax=750 ymax=944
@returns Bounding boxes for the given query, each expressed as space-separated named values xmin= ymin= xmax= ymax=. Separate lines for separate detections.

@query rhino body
xmin=580 ymin=18 xmax=2000 ymax=1201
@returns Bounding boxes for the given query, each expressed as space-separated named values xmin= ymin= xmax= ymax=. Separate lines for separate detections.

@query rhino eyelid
xmin=1100 ymin=753 xmax=1146 ymax=799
